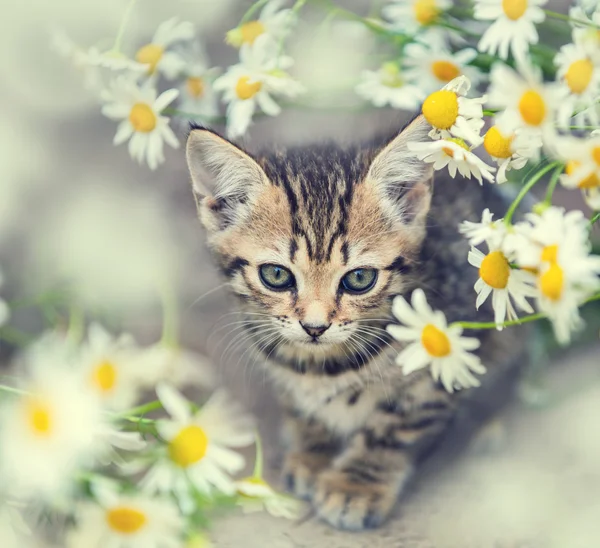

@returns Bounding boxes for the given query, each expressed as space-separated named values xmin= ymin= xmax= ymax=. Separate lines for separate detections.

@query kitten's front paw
xmin=313 ymin=469 xmax=399 ymax=530
xmin=282 ymin=451 xmax=332 ymax=500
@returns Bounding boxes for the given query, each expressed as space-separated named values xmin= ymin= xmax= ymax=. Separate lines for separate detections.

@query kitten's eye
xmin=341 ymin=268 xmax=378 ymax=294
xmin=259 ymin=264 xmax=295 ymax=290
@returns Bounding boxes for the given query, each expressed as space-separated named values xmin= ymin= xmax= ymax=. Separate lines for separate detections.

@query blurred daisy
xmin=408 ymin=138 xmax=496 ymax=184
xmin=80 ymin=323 xmax=144 ymax=410
xmin=0 ymin=361 xmax=103 ymax=500
xmin=483 ymin=125 xmax=542 ymax=183
xmin=175 ymin=42 xmax=220 ymax=127
xmin=0 ymin=501 xmax=30 ymax=548
xmin=135 ymin=17 xmax=194 ymax=79
xmin=236 ymin=477 xmax=303 ymax=519
xmin=214 ymin=34 xmax=305 ymax=138
xmin=403 ymin=42 xmax=482 ymax=94
xmin=387 ymin=289 xmax=485 ymax=392
xmin=355 ymin=62 xmax=424 ymax=109
xmin=569 ymin=6 xmax=600 ymax=54
xmin=0 ymin=267 xmax=9 ymax=327
xmin=468 ymin=244 xmax=536 ymax=328
xmin=558 ymin=135 xmax=600 ymax=210
xmin=67 ymin=492 xmax=183 ymax=548
xmin=383 ymin=0 xmax=452 ymax=34
xmin=101 ymin=77 xmax=179 ymax=170
xmin=555 ymin=41 xmax=600 ymax=128
xmin=142 ymin=384 xmax=254 ymax=510
xmin=52 ymin=30 xmax=104 ymax=93
xmin=421 ymin=76 xmax=486 ymax=145
xmin=487 ymin=62 xmax=561 ymax=139
xmin=459 ymin=208 xmax=508 ymax=249
xmin=474 ymin=0 xmax=547 ymax=62
xmin=226 ymin=0 xmax=295 ymax=48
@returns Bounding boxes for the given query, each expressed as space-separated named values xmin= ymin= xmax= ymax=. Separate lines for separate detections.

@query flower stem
xmin=454 ymin=292 xmax=600 ymax=331
xmin=111 ymin=0 xmax=138 ymax=53
xmin=483 ymin=109 xmax=499 ymax=117
xmin=252 ymin=431 xmax=264 ymax=478
xmin=544 ymin=163 xmax=566 ymax=205
xmin=0 ymin=326 xmax=34 ymax=346
xmin=504 ymin=161 xmax=561 ymax=225
xmin=118 ymin=399 xmax=164 ymax=419
xmin=0 ymin=384 xmax=28 ymax=397
xmin=240 ymin=0 xmax=270 ymax=23
xmin=543 ymin=9 xmax=600 ymax=29
xmin=590 ymin=212 xmax=600 ymax=228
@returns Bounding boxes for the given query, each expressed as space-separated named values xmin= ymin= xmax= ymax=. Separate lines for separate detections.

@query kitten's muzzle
xmin=300 ymin=322 xmax=331 ymax=339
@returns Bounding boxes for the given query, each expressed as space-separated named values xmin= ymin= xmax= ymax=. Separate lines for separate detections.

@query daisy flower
xmin=569 ymin=6 xmax=600 ymax=54
xmin=0 ymin=267 xmax=9 ymax=327
xmin=226 ymin=0 xmax=295 ymax=48
xmin=386 ymin=288 xmax=486 ymax=392
xmin=558 ymin=135 xmax=600 ymax=212
xmin=403 ymin=42 xmax=483 ymax=95
xmin=468 ymin=244 xmax=536 ymax=329
xmin=474 ymin=0 xmax=547 ymax=63
xmin=135 ymin=17 xmax=194 ymax=79
xmin=214 ymin=34 xmax=305 ymax=138
xmin=555 ymin=41 xmax=600 ymax=128
xmin=382 ymin=0 xmax=452 ymax=35
xmin=487 ymin=61 xmax=561 ymax=139
xmin=175 ymin=42 xmax=220 ymax=128
xmin=236 ymin=477 xmax=303 ymax=519
xmin=459 ymin=208 xmax=508 ymax=249
xmin=482 ymin=125 xmax=542 ymax=183
xmin=0 ymin=361 xmax=104 ymax=500
xmin=355 ymin=62 xmax=424 ymax=110
xmin=408 ymin=138 xmax=496 ymax=184
xmin=101 ymin=77 xmax=179 ymax=170
xmin=421 ymin=76 xmax=486 ymax=145
xmin=67 ymin=492 xmax=183 ymax=548
xmin=142 ymin=384 xmax=254 ymax=510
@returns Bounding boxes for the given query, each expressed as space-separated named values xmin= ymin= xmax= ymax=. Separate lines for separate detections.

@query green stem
xmin=504 ymin=161 xmax=561 ymax=225
xmin=111 ymin=0 xmax=138 ymax=53
xmin=159 ymin=282 xmax=179 ymax=349
xmin=590 ymin=212 xmax=600 ymax=228
xmin=0 ymin=326 xmax=34 ymax=346
xmin=543 ymin=9 xmax=600 ymax=29
xmin=118 ymin=399 xmax=164 ymax=418
xmin=544 ymin=163 xmax=566 ymax=205
xmin=569 ymin=126 xmax=600 ymax=131
xmin=436 ymin=20 xmax=480 ymax=38
xmin=0 ymin=384 xmax=28 ymax=397
xmin=453 ymin=292 xmax=600 ymax=331
xmin=483 ymin=109 xmax=499 ymax=117
xmin=241 ymin=0 xmax=270 ymax=23
xmin=252 ymin=431 xmax=264 ymax=478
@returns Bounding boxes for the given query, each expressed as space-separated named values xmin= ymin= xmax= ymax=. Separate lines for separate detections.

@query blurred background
xmin=1 ymin=0 xmax=599 ymax=546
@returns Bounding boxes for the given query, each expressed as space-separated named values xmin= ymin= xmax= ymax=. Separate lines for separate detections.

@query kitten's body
xmin=186 ymin=117 xmax=528 ymax=530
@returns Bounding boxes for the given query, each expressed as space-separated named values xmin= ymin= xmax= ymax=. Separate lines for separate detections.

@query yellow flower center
xmin=168 ymin=425 xmax=208 ymax=468
xmin=92 ymin=360 xmax=118 ymax=393
xmin=187 ymin=77 xmax=205 ymax=99
xmin=479 ymin=250 xmax=510 ymax=289
xmin=135 ymin=43 xmax=164 ymax=74
xmin=431 ymin=60 xmax=461 ymax=83
xmin=593 ymin=146 xmax=600 ymax=166
xmin=240 ymin=21 xmax=265 ymax=45
xmin=381 ymin=62 xmax=404 ymax=88
xmin=422 ymin=90 xmax=459 ymax=130
xmin=541 ymin=244 xmax=558 ymax=263
xmin=565 ymin=59 xmax=594 ymax=94
xmin=129 ymin=103 xmax=157 ymax=133
xmin=565 ymin=161 xmax=600 ymax=189
xmin=421 ymin=324 xmax=451 ymax=357
xmin=539 ymin=262 xmax=563 ymax=301
xmin=502 ymin=0 xmax=528 ymax=20
xmin=442 ymin=137 xmax=470 ymax=158
xmin=106 ymin=507 xmax=147 ymax=534
xmin=235 ymin=76 xmax=262 ymax=100
xmin=26 ymin=398 xmax=52 ymax=436
xmin=483 ymin=126 xmax=514 ymax=159
xmin=518 ymin=89 xmax=546 ymax=126
xmin=414 ymin=0 xmax=440 ymax=25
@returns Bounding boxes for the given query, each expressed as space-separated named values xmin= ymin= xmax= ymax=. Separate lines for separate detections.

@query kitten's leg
xmin=281 ymin=410 xmax=341 ymax=501
xmin=313 ymin=383 xmax=454 ymax=530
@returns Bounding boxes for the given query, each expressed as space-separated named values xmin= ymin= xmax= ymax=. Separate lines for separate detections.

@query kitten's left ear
xmin=367 ymin=115 xmax=433 ymax=232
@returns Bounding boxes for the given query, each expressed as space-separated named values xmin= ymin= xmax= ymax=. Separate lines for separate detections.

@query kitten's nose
xmin=301 ymin=322 xmax=330 ymax=338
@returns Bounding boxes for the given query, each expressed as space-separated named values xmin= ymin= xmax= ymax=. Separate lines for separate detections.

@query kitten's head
xmin=186 ymin=117 xmax=433 ymax=362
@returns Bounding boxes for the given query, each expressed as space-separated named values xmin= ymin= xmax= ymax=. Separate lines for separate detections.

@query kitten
xmin=185 ymin=115 xmax=528 ymax=530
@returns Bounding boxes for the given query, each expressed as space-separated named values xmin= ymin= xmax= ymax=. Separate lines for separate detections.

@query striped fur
xmin=186 ymin=117 xmax=529 ymax=530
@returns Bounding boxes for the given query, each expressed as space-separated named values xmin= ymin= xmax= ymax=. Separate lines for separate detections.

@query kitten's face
xmin=186 ymin=119 xmax=433 ymax=361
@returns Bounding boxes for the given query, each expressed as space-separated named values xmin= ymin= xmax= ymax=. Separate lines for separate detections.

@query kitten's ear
xmin=367 ymin=115 xmax=433 ymax=232
xmin=186 ymin=127 xmax=270 ymax=230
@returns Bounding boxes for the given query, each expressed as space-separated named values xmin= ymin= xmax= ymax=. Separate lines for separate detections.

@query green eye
xmin=259 ymin=264 xmax=295 ymax=290
xmin=341 ymin=268 xmax=378 ymax=294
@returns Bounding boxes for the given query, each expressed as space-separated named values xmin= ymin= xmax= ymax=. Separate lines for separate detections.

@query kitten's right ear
xmin=186 ymin=127 xmax=270 ymax=230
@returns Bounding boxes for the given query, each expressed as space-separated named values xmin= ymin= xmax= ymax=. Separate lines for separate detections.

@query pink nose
xmin=301 ymin=323 xmax=330 ymax=338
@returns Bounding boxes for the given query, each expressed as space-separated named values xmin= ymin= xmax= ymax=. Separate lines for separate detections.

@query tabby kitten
xmin=185 ymin=116 xmax=528 ymax=530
